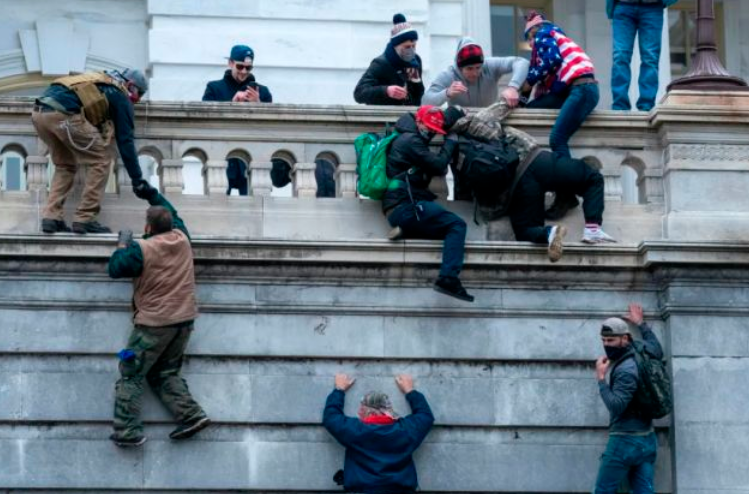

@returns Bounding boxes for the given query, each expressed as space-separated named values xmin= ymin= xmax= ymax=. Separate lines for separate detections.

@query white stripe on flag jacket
xmin=526 ymin=22 xmax=595 ymax=96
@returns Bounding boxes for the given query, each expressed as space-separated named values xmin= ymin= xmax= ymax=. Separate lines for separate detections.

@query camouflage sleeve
xmin=465 ymin=97 xmax=514 ymax=142
xmin=503 ymin=126 xmax=539 ymax=165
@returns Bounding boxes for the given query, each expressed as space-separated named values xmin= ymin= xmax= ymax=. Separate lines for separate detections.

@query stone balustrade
xmin=1 ymin=91 xmax=748 ymax=242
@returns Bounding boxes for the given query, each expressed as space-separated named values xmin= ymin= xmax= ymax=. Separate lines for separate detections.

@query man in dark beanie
xmin=423 ymin=37 xmax=529 ymax=108
xmin=323 ymin=373 xmax=434 ymax=494
xmin=203 ymin=44 xmax=272 ymax=195
xmin=354 ymin=14 xmax=424 ymax=105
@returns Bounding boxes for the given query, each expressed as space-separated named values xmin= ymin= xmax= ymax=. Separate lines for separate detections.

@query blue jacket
xmin=202 ymin=70 xmax=272 ymax=103
xmin=606 ymin=0 xmax=678 ymax=19
xmin=323 ymin=389 xmax=434 ymax=494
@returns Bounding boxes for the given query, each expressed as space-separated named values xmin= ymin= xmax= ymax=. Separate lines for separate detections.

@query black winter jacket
xmin=382 ymin=113 xmax=457 ymax=213
xmin=323 ymin=389 xmax=434 ymax=494
xmin=202 ymin=70 xmax=272 ymax=103
xmin=40 ymin=83 xmax=143 ymax=182
xmin=354 ymin=53 xmax=424 ymax=106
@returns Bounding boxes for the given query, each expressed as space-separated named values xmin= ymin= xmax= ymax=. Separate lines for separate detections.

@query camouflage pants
xmin=113 ymin=322 xmax=205 ymax=439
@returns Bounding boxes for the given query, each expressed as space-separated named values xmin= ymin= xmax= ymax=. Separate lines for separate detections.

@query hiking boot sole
xmin=548 ymin=226 xmax=567 ymax=263
xmin=111 ymin=435 xmax=147 ymax=448
xmin=72 ymin=222 xmax=112 ymax=234
xmin=433 ymin=285 xmax=475 ymax=303
xmin=169 ymin=417 xmax=211 ymax=440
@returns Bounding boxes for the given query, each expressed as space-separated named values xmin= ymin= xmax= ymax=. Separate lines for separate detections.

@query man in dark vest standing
xmin=107 ymin=185 xmax=210 ymax=447
xmin=32 ymin=68 xmax=151 ymax=234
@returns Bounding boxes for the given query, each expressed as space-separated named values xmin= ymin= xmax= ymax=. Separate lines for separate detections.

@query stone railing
xmin=1 ymin=91 xmax=749 ymax=242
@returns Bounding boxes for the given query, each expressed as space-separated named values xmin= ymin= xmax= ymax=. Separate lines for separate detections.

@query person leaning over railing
xmin=323 ymin=373 xmax=434 ymax=494
xmin=422 ymin=36 xmax=529 ymax=109
xmin=521 ymin=10 xmax=600 ymax=222
xmin=354 ymin=13 xmax=424 ymax=106
xmin=445 ymin=102 xmax=615 ymax=260
xmin=107 ymin=184 xmax=210 ymax=447
xmin=32 ymin=68 xmax=151 ymax=234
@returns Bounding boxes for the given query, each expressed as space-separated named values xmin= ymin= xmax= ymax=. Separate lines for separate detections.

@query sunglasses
xmin=234 ymin=63 xmax=253 ymax=72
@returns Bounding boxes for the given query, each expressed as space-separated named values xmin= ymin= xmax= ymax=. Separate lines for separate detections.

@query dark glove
xmin=132 ymin=179 xmax=158 ymax=202
xmin=117 ymin=229 xmax=134 ymax=247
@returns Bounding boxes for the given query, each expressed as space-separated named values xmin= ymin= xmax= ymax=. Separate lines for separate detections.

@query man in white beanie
xmin=354 ymin=13 xmax=424 ymax=105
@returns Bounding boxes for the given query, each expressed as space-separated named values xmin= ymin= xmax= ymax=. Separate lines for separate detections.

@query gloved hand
xmin=117 ymin=229 xmax=134 ymax=248
xmin=132 ymin=178 xmax=158 ymax=202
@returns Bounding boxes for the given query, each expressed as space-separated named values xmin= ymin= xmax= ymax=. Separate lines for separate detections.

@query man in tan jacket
xmin=107 ymin=185 xmax=209 ymax=447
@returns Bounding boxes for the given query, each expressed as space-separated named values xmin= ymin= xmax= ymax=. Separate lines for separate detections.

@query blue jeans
xmin=594 ymin=433 xmax=658 ymax=494
xmin=611 ymin=3 xmax=664 ymax=111
xmin=387 ymin=201 xmax=466 ymax=279
xmin=526 ymin=83 xmax=599 ymax=159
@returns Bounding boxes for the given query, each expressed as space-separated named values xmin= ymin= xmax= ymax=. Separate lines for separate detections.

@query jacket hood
xmin=454 ymin=37 xmax=481 ymax=66
xmin=394 ymin=112 xmax=419 ymax=134
xmin=450 ymin=36 xmax=482 ymax=82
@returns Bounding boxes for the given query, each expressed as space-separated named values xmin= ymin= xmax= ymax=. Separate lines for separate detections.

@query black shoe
xmin=433 ymin=277 xmax=475 ymax=303
xmin=110 ymin=433 xmax=147 ymax=448
xmin=169 ymin=416 xmax=211 ymax=440
xmin=41 ymin=218 xmax=72 ymax=233
xmin=72 ymin=221 xmax=112 ymax=234
xmin=545 ymin=194 xmax=579 ymax=221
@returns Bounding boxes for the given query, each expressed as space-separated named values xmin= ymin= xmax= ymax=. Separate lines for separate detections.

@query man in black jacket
xmin=203 ymin=45 xmax=272 ymax=195
xmin=354 ymin=14 xmax=424 ymax=106
xmin=384 ymin=105 xmax=473 ymax=302
xmin=594 ymin=303 xmax=663 ymax=493
xmin=323 ymin=373 xmax=434 ymax=494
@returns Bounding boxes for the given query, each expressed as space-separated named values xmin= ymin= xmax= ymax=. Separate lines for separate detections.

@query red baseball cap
xmin=415 ymin=105 xmax=447 ymax=135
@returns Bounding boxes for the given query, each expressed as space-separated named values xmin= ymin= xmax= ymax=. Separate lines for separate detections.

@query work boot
xmin=41 ymin=218 xmax=72 ymax=234
xmin=72 ymin=221 xmax=112 ymax=234
xmin=547 ymin=225 xmax=567 ymax=263
xmin=433 ymin=276 xmax=475 ymax=303
xmin=169 ymin=416 xmax=211 ymax=440
xmin=545 ymin=194 xmax=579 ymax=221
xmin=109 ymin=433 xmax=147 ymax=448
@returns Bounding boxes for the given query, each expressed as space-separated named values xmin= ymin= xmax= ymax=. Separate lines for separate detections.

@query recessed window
xmin=490 ymin=0 xmax=553 ymax=59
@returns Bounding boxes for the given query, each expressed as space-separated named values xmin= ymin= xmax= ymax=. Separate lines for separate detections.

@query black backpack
xmin=630 ymin=340 xmax=673 ymax=419
xmin=457 ymin=136 xmax=519 ymax=204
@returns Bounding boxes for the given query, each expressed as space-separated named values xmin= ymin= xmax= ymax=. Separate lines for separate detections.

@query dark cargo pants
xmin=113 ymin=321 xmax=206 ymax=439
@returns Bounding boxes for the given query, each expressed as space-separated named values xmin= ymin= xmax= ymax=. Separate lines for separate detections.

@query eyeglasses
xmin=234 ymin=64 xmax=253 ymax=72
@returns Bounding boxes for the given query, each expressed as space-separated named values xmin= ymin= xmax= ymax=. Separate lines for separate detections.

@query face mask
xmin=604 ymin=345 xmax=629 ymax=361
xmin=398 ymin=46 xmax=416 ymax=62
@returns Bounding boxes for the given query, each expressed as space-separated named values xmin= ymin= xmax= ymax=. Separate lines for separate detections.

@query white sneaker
xmin=387 ymin=226 xmax=404 ymax=241
xmin=581 ymin=226 xmax=617 ymax=244
xmin=547 ymin=225 xmax=567 ymax=262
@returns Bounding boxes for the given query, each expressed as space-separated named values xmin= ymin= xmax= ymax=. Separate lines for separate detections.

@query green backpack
xmin=354 ymin=130 xmax=400 ymax=200
xmin=630 ymin=340 xmax=673 ymax=419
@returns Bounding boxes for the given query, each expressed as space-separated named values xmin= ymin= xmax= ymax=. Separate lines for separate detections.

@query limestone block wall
xmin=0 ymin=235 xmax=685 ymax=493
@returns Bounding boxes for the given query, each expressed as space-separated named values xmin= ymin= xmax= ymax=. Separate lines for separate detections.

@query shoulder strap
xmin=54 ymin=73 xmax=128 ymax=126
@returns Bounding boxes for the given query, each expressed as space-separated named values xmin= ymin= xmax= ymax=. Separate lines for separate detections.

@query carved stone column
xmin=24 ymin=156 xmax=49 ymax=192
xmin=293 ymin=162 xmax=317 ymax=198
xmin=335 ymin=163 xmax=357 ymax=198
xmin=205 ymin=159 xmax=229 ymax=196
xmin=160 ymin=158 xmax=184 ymax=194
xmin=250 ymin=161 xmax=273 ymax=197
xmin=602 ymin=168 xmax=623 ymax=202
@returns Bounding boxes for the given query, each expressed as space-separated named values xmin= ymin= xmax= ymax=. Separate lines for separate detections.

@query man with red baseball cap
xmin=382 ymin=105 xmax=474 ymax=302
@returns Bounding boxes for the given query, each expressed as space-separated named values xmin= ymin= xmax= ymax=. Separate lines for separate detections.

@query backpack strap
xmin=53 ymin=73 xmax=128 ymax=127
